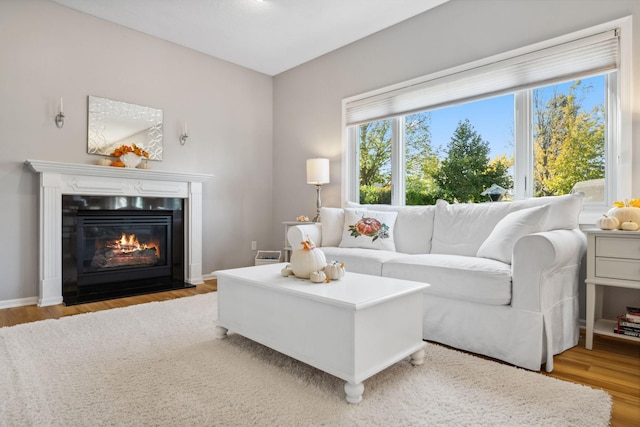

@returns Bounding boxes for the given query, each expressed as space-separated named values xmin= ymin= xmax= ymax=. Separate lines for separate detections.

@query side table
xmin=282 ymin=221 xmax=314 ymax=262
xmin=584 ymin=228 xmax=640 ymax=349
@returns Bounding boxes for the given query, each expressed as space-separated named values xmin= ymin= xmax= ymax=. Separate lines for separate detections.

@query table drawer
xmin=595 ymin=236 xmax=640 ymax=260
xmin=595 ymin=257 xmax=640 ymax=281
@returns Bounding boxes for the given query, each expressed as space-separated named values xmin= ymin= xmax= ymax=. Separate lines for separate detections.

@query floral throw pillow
xmin=339 ymin=209 xmax=397 ymax=251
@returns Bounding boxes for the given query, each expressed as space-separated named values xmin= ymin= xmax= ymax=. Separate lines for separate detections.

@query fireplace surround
xmin=63 ymin=195 xmax=186 ymax=304
xmin=27 ymin=160 xmax=212 ymax=306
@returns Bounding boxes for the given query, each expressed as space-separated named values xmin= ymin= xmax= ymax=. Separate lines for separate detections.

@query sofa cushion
xmin=320 ymin=247 xmax=404 ymax=276
xmin=390 ymin=206 xmax=435 ymax=254
xmin=339 ymin=208 xmax=398 ymax=251
xmin=431 ymin=200 xmax=513 ymax=256
xmin=477 ymin=204 xmax=550 ymax=264
xmin=320 ymin=207 xmax=344 ymax=247
xmin=382 ymin=254 xmax=512 ymax=306
xmin=343 ymin=203 xmax=435 ymax=254
xmin=430 ymin=195 xmax=582 ymax=257
xmin=512 ymin=193 xmax=583 ymax=230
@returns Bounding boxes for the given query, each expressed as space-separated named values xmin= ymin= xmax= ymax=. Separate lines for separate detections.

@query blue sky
xmin=427 ymin=75 xmax=605 ymax=158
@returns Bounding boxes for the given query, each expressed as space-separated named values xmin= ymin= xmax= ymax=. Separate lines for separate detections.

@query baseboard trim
xmin=1 ymin=275 xmax=218 ymax=309
xmin=0 ymin=296 xmax=39 ymax=310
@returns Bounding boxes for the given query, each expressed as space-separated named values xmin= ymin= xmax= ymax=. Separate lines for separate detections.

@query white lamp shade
xmin=306 ymin=158 xmax=330 ymax=184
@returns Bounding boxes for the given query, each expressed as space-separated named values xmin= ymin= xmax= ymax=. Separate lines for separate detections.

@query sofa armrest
xmin=287 ymin=223 xmax=323 ymax=250
xmin=511 ymin=229 xmax=586 ymax=312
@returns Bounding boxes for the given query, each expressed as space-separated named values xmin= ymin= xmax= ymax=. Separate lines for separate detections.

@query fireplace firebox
xmin=62 ymin=195 xmax=191 ymax=305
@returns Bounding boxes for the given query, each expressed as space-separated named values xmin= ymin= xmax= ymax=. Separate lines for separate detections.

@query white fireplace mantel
xmin=26 ymin=160 xmax=213 ymax=306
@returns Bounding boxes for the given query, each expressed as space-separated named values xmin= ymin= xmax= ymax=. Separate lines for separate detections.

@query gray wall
xmin=0 ymin=0 xmax=273 ymax=304
xmin=1 ymin=0 xmax=638 ymax=318
xmin=272 ymin=0 xmax=640 ymax=319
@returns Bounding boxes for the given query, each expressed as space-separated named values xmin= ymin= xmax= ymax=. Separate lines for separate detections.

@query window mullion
xmin=391 ymin=118 xmax=405 ymax=205
xmin=514 ymin=91 xmax=532 ymax=199
xmin=606 ymin=72 xmax=618 ymax=206
xmin=344 ymin=126 xmax=358 ymax=205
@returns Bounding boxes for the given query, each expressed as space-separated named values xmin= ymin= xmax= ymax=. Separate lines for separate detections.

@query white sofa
xmin=287 ymin=194 xmax=586 ymax=372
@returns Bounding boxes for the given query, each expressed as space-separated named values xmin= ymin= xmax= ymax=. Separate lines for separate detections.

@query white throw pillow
xmin=320 ymin=207 xmax=344 ymax=247
xmin=383 ymin=206 xmax=435 ymax=254
xmin=477 ymin=204 xmax=551 ymax=264
xmin=431 ymin=199 xmax=512 ymax=256
xmin=339 ymin=208 xmax=397 ymax=251
xmin=514 ymin=193 xmax=583 ymax=230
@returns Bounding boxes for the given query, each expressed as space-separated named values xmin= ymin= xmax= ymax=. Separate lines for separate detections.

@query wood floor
xmin=1 ymin=282 xmax=638 ymax=426
xmin=547 ymin=333 xmax=640 ymax=427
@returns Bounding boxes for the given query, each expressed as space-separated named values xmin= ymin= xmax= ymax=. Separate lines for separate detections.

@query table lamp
xmin=306 ymin=158 xmax=330 ymax=222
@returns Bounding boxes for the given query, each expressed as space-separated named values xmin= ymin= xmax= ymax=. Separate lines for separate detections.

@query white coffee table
xmin=214 ymin=263 xmax=429 ymax=403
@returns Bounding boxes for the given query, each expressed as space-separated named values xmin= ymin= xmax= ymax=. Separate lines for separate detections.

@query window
xmin=405 ymin=96 xmax=514 ymax=205
xmin=358 ymin=119 xmax=392 ymax=204
xmin=532 ymin=77 xmax=606 ymax=202
xmin=344 ymin=19 xmax=631 ymax=223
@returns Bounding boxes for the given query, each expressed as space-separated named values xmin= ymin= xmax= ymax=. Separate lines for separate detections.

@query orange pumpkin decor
xmin=111 ymin=143 xmax=149 ymax=158
xmin=110 ymin=161 xmax=125 ymax=167
xmin=348 ymin=215 xmax=390 ymax=242
xmin=356 ymin=217 xmax=381 ymax=236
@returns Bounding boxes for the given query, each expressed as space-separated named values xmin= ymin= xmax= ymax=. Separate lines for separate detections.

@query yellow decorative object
xmin=290 ymin=236 xmax=327 ymax=279
xmin=620 ymin=221 xmax=639 ymax=231
xmin=97 ymin=158 xmax=112 ymax=166
xmin=595 ymin=215 xmax=619 ymax=231
xmin=612 ymin=198 xmax=640 ymax=208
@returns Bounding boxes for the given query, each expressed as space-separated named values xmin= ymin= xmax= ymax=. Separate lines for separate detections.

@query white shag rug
xmin=0 ymin=293 xmax=611 ymax=426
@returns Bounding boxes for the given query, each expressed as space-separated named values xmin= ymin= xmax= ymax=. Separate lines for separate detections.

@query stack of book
xmin=614 ymin=306 xmax=640 ymax=338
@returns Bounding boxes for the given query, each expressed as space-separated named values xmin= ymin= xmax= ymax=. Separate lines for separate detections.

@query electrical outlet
xmin=251 ymin=241 xmax=257 ymax=251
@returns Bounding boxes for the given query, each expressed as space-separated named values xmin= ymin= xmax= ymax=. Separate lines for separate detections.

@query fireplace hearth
xmin=62 ymin=195 xmax=190 ymax=305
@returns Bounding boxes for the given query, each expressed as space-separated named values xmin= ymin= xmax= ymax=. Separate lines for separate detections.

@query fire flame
xmin=109 ymin=232 xmax=158 ymax=256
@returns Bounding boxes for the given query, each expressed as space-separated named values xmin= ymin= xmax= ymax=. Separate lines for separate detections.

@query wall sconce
xmin=180 ymin=121 xmax=188 ymax=145
xmin=306 ymin=158 xmax=330 ymax=222
xmin=55 ymin=97 xmax=65 ymax=129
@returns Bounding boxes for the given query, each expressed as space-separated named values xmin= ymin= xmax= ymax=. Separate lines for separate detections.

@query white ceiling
xmin=50 ymin=0 xmax=449 ymax=76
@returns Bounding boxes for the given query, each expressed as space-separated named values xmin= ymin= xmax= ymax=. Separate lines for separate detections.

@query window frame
xmin=342 ymin=17 xmax=632 ymax=224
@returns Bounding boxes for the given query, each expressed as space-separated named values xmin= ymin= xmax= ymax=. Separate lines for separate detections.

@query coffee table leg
xmin=215 ymin=325 xmax=228 ymax=339
xmin=410 ymin=348 xmax=425 ymax=366
xmin=344 ymin=381 xmax=364 ymax=404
